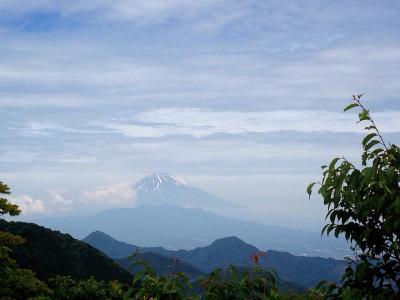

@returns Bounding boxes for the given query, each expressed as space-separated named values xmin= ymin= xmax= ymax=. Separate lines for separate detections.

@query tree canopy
xmin=0 ymin=181 xmax=20 ymax=217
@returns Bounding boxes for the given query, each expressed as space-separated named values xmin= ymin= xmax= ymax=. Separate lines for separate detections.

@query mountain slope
xmin=160 ymin=236 xmax=259 ymax=273
xmin=83 ymin=230 xmax=139 ymax=258
xmin=0 ymin=220 xmax=131 ymax=283
xmin=266 ymin=250 xmax=347 ymax=288
xmin=83 ymin=231 xmax=203 ymax=278
xmin=35 ymin=204 xmax=349 ymax=258
xmin=84 ymin=231 xmax=347 ymax=288
xmin=134 ymin=173 xmax=242 ymax=211
xmin=116 ymin=253 xmax=203 ymax=279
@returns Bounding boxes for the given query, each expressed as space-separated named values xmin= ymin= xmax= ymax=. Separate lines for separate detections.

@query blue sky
xmin=1 ymin=1 xmax=400 ymax=230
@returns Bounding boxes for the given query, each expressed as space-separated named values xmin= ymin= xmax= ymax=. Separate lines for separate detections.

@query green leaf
xmin=306 ymin=182 xmax=316 ymax=198
xmin=357 ymin=109 xmax=370 ymax=122
xmin=343 ymin=103 xmax=359 ymax=112
xmin=364 ymin=140 xmax=381 ymax=151
xmin=370 ymin=148 xmax=384 ymax=156
xmin=329 ymin=157 xmax=341 ymax=170
xmin=334 ymin=227 xmax=341 ymax=238
xmin=362 ymin=133 xmax=377 ymax=146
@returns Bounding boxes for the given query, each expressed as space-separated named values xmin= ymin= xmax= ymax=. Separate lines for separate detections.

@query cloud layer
xmin=10 ymin=195 xmax=47 ymax=215
xmin=83 ymin=183 xmax=136 ymax=207
xmin=107 ymin=108 xmax=400 ymax=138
xmin=1 ymin=1 xmax=399 ymax=230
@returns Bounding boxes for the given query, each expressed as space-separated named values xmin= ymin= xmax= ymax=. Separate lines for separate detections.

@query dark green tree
xmin=48 ymin=276 xmax=124 ymax=300
xmin=0 ymin=181 xmax=23 ymax=259
xmin=0 ymin=181 xmax=50 ymax=299
xmin=0 ymin=181 xmax=21 ymax=217
xmin=308 ymin=95 xmax=400 ymax=298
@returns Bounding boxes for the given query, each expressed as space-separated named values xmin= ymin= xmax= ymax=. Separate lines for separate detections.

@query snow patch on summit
xmin=133 ymin=173 xmax=243 ymax=212
xmin=135 ymin=173 xmax=188 ymax=193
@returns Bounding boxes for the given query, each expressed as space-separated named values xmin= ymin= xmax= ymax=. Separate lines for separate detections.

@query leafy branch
xmin=344 ymin=93 xmax=388 ymax=151
xmin=308 ymin=94 xmax=400 ymax=298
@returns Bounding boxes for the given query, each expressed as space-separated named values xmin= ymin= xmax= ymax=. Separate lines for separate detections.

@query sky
xmin=1 ymin=1 xmax=400 ymax=231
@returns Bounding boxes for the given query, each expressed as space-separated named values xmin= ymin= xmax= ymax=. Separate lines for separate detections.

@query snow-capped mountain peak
xmin=133 ymin=173 xmax=242 ymax=212
xmin=135 ymin=173 xmax=188 ymax=193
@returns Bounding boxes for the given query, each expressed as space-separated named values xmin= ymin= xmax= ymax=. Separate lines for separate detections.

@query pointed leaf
xmin=343 ymin=103 xmax=359 ymax=112
xmin=329 ymin=157 xmax=341 ymax=170
xmin=370 ymin=148 xmax=383 ymax=156
xmin=307 ymin=182 xmax=316 ymax=198
xmin=365 ymin=140 xmax=381 ymax=151
xmin=362 ymin=133 xmax=377 ymax=146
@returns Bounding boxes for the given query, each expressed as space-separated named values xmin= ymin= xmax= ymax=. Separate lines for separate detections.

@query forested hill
xmin=0 ymin=220 xmax=131 ymax=283
xmin=83 ymin=231 xmax=203 ymax=278
xmin=116 ymin=253 xmax=203 ymax=279
xmin=84 ymin=231 xmax=348 ymax=288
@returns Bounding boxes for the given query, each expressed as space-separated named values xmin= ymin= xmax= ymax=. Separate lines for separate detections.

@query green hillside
xmin=0 ymin=220 xmax=131 ymax=283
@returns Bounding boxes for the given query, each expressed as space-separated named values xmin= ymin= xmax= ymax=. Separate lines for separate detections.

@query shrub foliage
xmin=308 ymin=95 xmax=400 ymax=298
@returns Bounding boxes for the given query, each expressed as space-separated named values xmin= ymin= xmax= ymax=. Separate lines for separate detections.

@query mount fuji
xmin=28 ymin=173 xmax=351 ymax=258
xmin=134 ymin=173 xmax=242 ymax=212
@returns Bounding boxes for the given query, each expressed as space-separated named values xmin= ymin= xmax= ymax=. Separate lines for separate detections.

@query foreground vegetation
xmin=1 ymin=96 xmax=399 ymax=299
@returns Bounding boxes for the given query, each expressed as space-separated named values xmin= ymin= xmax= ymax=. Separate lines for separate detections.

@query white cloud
xmin=18 ymin=122 xmax=59 ymax=137
xmin=83 ymin=182 xmax=136 ymax=206
xmin=11 ymin=195 xmax=47 ymax=215
xmin=57 ymin=156 xmax=99 ymax=164
xmin=106 ymin=108 xmax=400 ymax=138
xmin=17 ymin=121 xmax=105 ymax=137
xmin=37 ymin=189 xmax=74 ymax=214
xmin=9 ymin=189 xmax=74 ymax=215
xmin=0 ymin=94 xmax=90 ymax=108
xmin=1 ymin=34 xmax=399 ymax=112
xmin=111 ymin=136 xmax=361 ymax=174
xmin=47 ymin=188 xmax=72 ymax=206
xmin=0 ymin=151 xmax=37 ymax=163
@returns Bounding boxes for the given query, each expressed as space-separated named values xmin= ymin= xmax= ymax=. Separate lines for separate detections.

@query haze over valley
xmin=31 ymin=173 xmax=349 ymax=258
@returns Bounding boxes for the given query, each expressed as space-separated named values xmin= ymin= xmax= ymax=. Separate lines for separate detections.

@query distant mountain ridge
xmin=83 ymin=231 xmax=203 ymax=279
xmin=84 ymin=230 xmax=140 ymax=258
xmin=83 ymin=231 xmax=348 ymax=288
xmin=134 ymin=173 xmax=241 ymax=211
xmin=34 ymin=204 xmax=350 ymax=258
